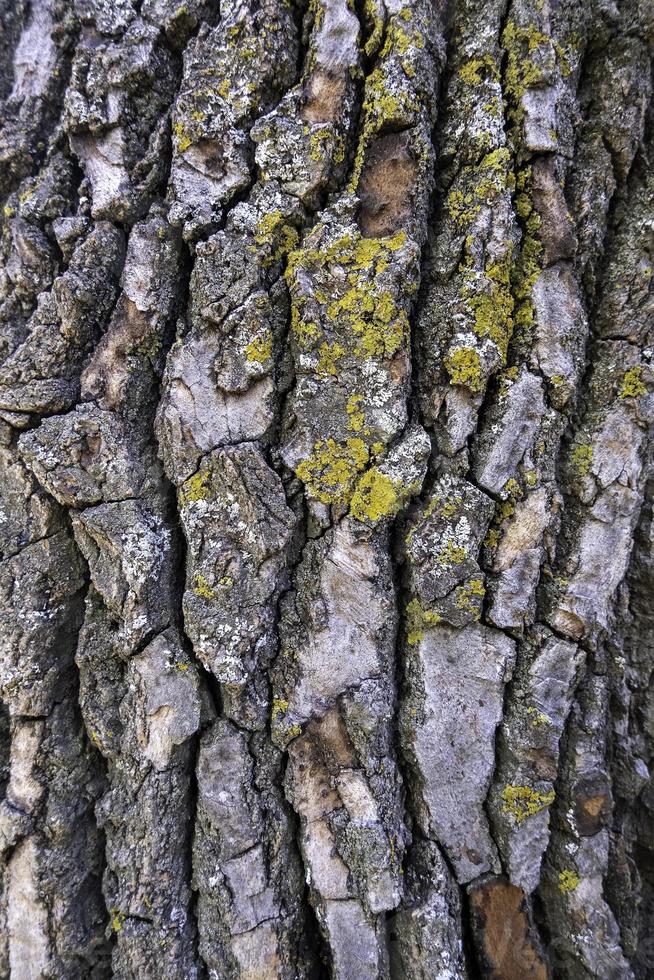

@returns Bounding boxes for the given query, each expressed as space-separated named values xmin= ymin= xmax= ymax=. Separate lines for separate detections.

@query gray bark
xmin=0 ymin=0 xmax=652 ymax=977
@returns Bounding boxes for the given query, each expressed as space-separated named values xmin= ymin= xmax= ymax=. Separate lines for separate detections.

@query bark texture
xmin=0 ymin=0 xmax=652 ymax=977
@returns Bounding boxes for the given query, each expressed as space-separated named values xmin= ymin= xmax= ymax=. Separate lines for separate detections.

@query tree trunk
xmin=0 ymin=0 xmax=652 ymax=976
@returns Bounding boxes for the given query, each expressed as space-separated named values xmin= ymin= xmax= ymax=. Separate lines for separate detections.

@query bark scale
xmin=0 ymin=0 xmax=652 ymax=977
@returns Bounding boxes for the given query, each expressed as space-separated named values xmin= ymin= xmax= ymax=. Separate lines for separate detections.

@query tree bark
xmin=0 ymin=0 xmax=652 ymax=977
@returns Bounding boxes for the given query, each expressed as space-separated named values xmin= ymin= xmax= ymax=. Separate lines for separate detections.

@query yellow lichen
xmin=350 ymin=469 xmax=403 ymax=522
xmin=466 ymin=256 xmax=515 ymax=360
xmin=346 ymin=394 xmax=365 ymax=432
xmin=458 ymin=54 xmax=499 ymax=86
xmin=272 ymin=698 xmax=289 ymax=721
xmin=296 ymin=438 xmax=369 ymax=506
xmin=444 ymin=347 xmax=484 ymax=392
xmin=526 ymin=706 xmax=550 ymax=727
xmin=484 ymin=528 xmax=500 ymax=549
xmin=111 ymin=909 xmax=125 ymax=933
xmin=317 ymin=341 xmax=345 ymax=376
xmin=255 ymin=210 xmax=299 ymax=263
xmin=193 ymin=574 xmax=216 ymax=600
xmin=405 ymin=597 xmax=441 ymax=646
xmin=287 ymin=229 xmax=409 ymax=362
xmin=180 ymin=470 xmax=212 ymax=504
xmin=501 ymin=784 xmax=556 ymax=823
xmin=438 ymin=541 xmax=466 ymax=565
xmin=173 ymin=120 xmax=192 ymax=153
xmin=245 ymin=331 xmax=273 ymax=365
xmin=455 ymin=578 xmax=485 ymax=618
xmin=570 ymin=444 xmax=593 ymax=478
xmin=558 ymin=869 xmax=580 ymax=893
xmin=620 ymin=366 xmax=646 ymax=399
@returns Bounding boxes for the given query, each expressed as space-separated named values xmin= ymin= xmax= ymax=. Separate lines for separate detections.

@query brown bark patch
xmin=81 ymin=297 xmax=151 ymax=409
xmin=573 ymin=775 xmax=612 ymax=836
xmin=357 ymin=133 xmax=417 ymax=237
xmin=531 ymin=157 xmax=576 ymax=265
xmin=301 ymin=72 xmax=346 ymax=123
xmin=469 ymin=877 xmax=549 ymax=979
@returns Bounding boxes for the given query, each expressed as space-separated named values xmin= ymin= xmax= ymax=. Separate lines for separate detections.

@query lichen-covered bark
xmin=0 ymin=0 xmax=652 ymax=977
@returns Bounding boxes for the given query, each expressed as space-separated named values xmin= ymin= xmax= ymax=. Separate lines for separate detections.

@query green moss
xmin=405 ymin=597 xmax=441 ymax=646
xmin=501 ymin=784 xmax=555 ymax=823
xmin=444 ymin=346 xmax=484 ymax=392
xmin=350 ymin=469 xmax=403 ymax=522
xmin=620 ymin=366 xmax=646 ymax=399
xmin=571 ymin=444 xmax=593 ymax=478
xmin=296 ymin=438 xmax=369 ymax=506
xmin=558 ymin=869 xmax=580 ymax=893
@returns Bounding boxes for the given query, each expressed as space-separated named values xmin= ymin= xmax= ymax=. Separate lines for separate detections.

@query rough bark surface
xmin=0 ymin=0 xmax=652 ymax=977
